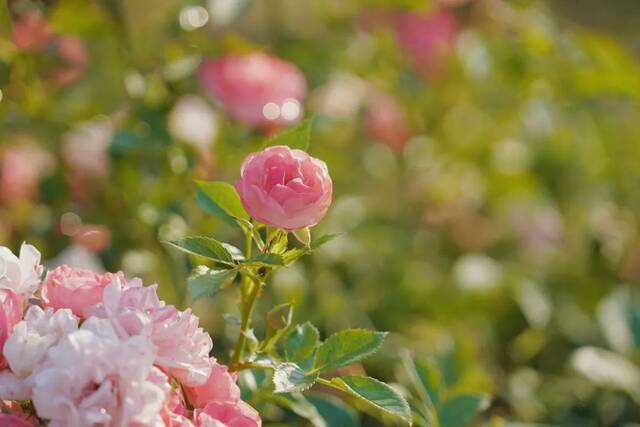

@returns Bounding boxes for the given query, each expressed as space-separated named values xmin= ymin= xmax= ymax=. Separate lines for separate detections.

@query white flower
xmin=4 ymin=306 xmax=78 ymax=379
xmin=0 ymin=243 xmax=43 ymax=298
xmin=32 ymin=317 xmax=168 ymax=426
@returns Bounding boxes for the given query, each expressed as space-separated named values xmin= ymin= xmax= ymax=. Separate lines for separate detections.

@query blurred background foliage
xmin=2 ymin=0 xmax=640 ymax=425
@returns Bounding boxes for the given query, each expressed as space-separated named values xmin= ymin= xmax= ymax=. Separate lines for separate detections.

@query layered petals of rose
xmin=86 ymin=280 xmax=214 ymax=387
xmin=0 ymin=243 xmax=43 ymax=299
xmin=235 ymin=146 xmax=333 ymax=231
xmin=41 ymin=265 xmax=125 ymax=317
xmin=184 ymin=359 xmax=240 ymax=408
xmin=195 ymin=401 xmax=261 ymax=427
xmin=0 ymin=413 xmax=35 ymax=427
xmin=31 ymin=318 xmax=168 ymax=426
xmin=200 ymin=52 xmax=306 ymax=129
xmin=0 ymin=290 xmax=24 ymax=369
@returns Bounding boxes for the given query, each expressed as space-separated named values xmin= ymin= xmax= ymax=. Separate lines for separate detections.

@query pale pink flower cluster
xmin=0 ymin=244 xmax=260 ymax=427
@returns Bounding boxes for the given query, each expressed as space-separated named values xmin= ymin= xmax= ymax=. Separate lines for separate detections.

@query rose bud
xmin=235 ymin=146 xmax=332 ymax=231
xmin=200 ymin=52 xmax=306 ymax=130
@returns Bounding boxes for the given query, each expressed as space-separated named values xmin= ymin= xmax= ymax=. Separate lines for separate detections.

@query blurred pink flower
xmin=236 ymin=146 xmax=333 ymax=231
xmin=31 ymin=318 xmax=168 ymax=426
xmin=41 ymin=266 xmax=125 ymax=317
xmin=10 ymin=15 xmax=53 ymax=53
xmin=86 ymin=280 xmax=213 ymax=387
xmin=0 ymin=243 xmax=43 ymax=299
xmin=394 ymin=9 xmax=458 ymax=78
xmin=0 ymin=290 xmax=24 ymax=369
xmin=72 ymin=224 xmax=112 ymax=253
xmin=200 ymin=52 xmax=306 ymax=129
xmin=194 ymin=401 xmax=261 ymax=427
xmin=363 ymin=93 xmax=411 ymax=152
xmin=52 ymin=35 xmax=89 ymax=86
xmin=62 ymin=119 xmax=112 ymax=179
xmin=0 ymin=145 xmax=55 ymax=204
xmin=184 ymin=359 xmax=240 ymax=408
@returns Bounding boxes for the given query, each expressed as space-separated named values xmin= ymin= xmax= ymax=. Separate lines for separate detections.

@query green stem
xmin=230 ymin=226 xmax=260 ymax=369
xmin=230 ymin=274 xmax=263 ymax=368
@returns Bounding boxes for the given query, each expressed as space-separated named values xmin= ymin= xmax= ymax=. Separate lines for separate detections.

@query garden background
xmin=2 ymin=0 xmax=640 ymax=425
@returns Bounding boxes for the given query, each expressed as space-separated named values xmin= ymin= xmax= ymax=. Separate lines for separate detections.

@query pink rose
xmin=0 ymin=290 xmax=23 ymax=369
xmin=394 ymin=9 xmax=458 ymax=78
xmin=86 ymin=280 xmax=213 ymax=386
xmin=10 ymin=15 xmax=53 ymax=53
xmin=0 ymin=413 xmax=34 ymax=427
xmin=235 ymin=146 xmax=333 ymax=231
xmin=41 ymin=265 xmax=125 ymax=317
xmin=31 ymin=318 xmax=168 ymax=426
xmin=195 ymin=401 xmax=261 ymax=427
xmin=162 ymin=388 xmax=195 ymax=427
xmin=184 ymin=360 xmax=240 ymax=408
xmin=363 ymin=92 xmax=411 ymax=152
xmin=200 ymin=52 xmax=306 ymax=129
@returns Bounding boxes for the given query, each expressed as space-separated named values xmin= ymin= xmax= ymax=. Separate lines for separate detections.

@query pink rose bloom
xmin=394 ymin=9 xmax=458 ymax=78
xmin=363 ymin=92 xmax=412 ymax=152
xmin=0 ymin=144 xmax=55 ymax=204
xmin=184 ymin=359 xmax=240 ymax=408
xmin=0 ymin=243 xmax=43 ymax=299
xmin=162 ymin=388 xmax=195 ymax=427
xmin=86 ymin=281 xmax=213 ymax=386
xmin=41 ymin=265 xmax=125 ymax=317
xmin=10 ymin=15 xmax=53 ymax=52
xmin=4 ymin=306 xmax=78 ymax=380
xmin=0 ymin=290 xmax=24 ymax=369
xmin=235 ymin=146 xmax=333 ymax=231
xmin=0 ymin=413 xmax=34 ymax=427
xmin=195 ymin=401 xmax=261 ymax=427
xmin=31 ymin=318 xmax=168 ymax=426
xmin=200 ymin=52 xmax=306 ymax=129
xmin=52 ymin=35 xmax=89 ymax=86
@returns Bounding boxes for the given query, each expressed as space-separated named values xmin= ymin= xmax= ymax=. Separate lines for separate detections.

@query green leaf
xmin=196 ymin=181 xmax=249 ymax=227
xmin=314 ymin=329 xmax=387 ymax=371
xmin=402 ymin=352 xmax=443 ymax=407
xmin=293 ymin=227 xmax=311 ymax=247
xmin=261 ymin=303 xmax=294 ymax=352
xmin=329 ymin=376 xmax=412 ymax=424
xmin=273 ymin=363 xmax=319 ymax=393
xmin=168 ymin=237 xmax=235 ymax=265
xmin=306 ymin=394 xmax=360 ymax=427
xmin=263 ymin=118 xmax=313 ymax=151
xmin=437 ymin=394 xmax=489 ymax=427
xmin=221 ymin=243 xmax=245 ymax=261
xmin=187 ymin=268 xmax=237 ymax=303
xmin=311 ymin=233 xmax=337 ymax=249
xmin=246 ymin=253 xmax=285 ymax=267
xmin=285 ymin=322 xmax=320 ymax=368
